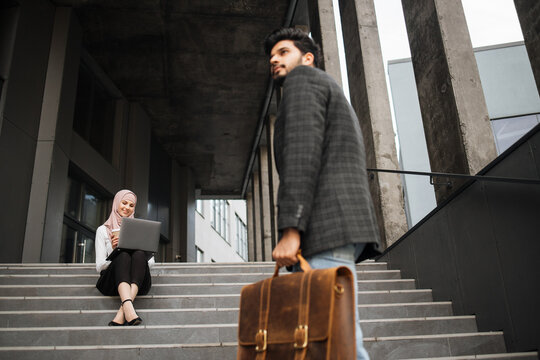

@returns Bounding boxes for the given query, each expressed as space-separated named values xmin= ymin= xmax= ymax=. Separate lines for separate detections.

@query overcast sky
xmin=373 ymin=0 xmax=524 ymax=63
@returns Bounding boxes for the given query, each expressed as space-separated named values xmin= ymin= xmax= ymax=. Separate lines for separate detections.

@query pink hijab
xmin=103 ymin=189 xmax=137 ymax=238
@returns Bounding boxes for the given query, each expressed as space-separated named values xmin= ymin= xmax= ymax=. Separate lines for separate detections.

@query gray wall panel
xmin=381 ymin=125 xmax=540 ymax=352
xmin=446 ymin=183 xmax=511 ymax=339
xmin=0 ymin=121 xmax=36 ymax=262
xmin=485 ymin=179 xmax=540 ymax=351
xmin=3 ymin=0 xmax=55 ymax=139
xmin=380 ymin=232 xmax=417 ymax=281
xmin=412 ymin=211 xmax=463 ymax=310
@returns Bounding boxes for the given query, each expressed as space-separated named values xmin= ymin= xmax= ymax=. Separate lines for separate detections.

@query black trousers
xmin=96 ymin=250 xmax=152 ymax=296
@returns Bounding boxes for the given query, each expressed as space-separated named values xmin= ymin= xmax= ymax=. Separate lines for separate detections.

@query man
xmin=265 ymin=27 xmax=383 ymax=359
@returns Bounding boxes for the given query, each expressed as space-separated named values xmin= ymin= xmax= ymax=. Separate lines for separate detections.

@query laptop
xmin=106 ymin=218 xmax=161 ymax=261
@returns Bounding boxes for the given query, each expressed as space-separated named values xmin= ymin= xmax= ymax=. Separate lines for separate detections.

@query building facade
xmin=195 ymin=200 xmax=248 ymax=263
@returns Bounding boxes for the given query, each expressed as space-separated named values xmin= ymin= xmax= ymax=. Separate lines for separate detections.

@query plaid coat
xmin=273 ymin=65 xmax=382 ymax=261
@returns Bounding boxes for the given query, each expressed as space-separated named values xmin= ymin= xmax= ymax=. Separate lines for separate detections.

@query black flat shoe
xmin=121 ymin=298 xmax=142 ymax=326
xmin=108 ymin=320 xmax=125 ymax=326
xmin=125 ymin=317 xmax=142 ymax=326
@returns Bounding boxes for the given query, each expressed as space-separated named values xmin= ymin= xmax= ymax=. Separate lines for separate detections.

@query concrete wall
xmin=379 ymin=125 xmax=540 ymax=352
xmin=195 ymin=200 xmax=247 ymax=263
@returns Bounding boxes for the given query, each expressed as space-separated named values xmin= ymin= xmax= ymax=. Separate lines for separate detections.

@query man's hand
xmin=272 ymin=228 xmax=301 ymax=268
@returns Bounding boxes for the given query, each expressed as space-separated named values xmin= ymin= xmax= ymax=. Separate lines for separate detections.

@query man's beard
xmin=272 ymin=58 xmax=303 ymax=87
xmin=273 ymin=74 xmax=286 ymax=87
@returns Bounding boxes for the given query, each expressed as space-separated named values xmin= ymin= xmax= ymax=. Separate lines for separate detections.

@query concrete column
xmin=23 ymin=7 xmax=82 ymax=262
xmin=258 ymin=146 xmax=273 ymax=261
xmin=171 ymin=164 xmax=196 ymax=263
xmin=252 ymin=171 xmax=263 ymax=261
xmin=0 ymin=0 xmax=55 ymax=263
xmin=246 ymin=186 xmax=256 ymax=262
xmin=339 ymin=0 xmax=408 ymax=246
xmin=124 ymin=103 xmax=151 ymax=218
xmin=514 ymin=0 xmax=540 ymax=94
xmin=267 ymin=115 xmax=280 ymax=246
xmin=307 ymin=0 xmax=342 ymax=85
xmin=112 ymin=99 xmax=129 ymax=182
xmin=401 ymin=0 xmax=497 ymax=202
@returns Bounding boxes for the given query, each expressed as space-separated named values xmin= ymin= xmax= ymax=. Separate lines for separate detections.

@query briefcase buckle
xmin=294 ymin=325 xmax=309 ymax=349
xmin=255 ymin=329 xmax=267 ymax=352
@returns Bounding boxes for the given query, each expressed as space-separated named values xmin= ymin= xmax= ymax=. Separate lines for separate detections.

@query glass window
xmin=223 ymin=201 xmax=229 ymax=243
xmin=210 ymin=200 xmax=229 ymax=242
xmin=73 ymin=62 xmax=117 ymax=163
xmin=196 ymin=200 xmax=203 ymax=215
xmin=196 ymin=246 xmax=204 ymax=263
xmin=235 ymin=214 xmax=248 ymax=260
xmin=60 ymin=167 xmax=110 ymax=263
xmin=491 ymin=114 xmax=540 ymax=154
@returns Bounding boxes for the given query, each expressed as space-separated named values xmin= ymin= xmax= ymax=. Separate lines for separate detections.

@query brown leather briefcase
xmin=237 ymin=253 xmax=356 ymax=359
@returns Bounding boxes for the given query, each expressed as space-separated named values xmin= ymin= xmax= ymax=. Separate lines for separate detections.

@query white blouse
xmin=95 ymin=225 xmax=155 ymax=273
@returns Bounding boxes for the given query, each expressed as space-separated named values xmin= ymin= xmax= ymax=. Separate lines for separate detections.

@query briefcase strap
xmin=294 ymin=270 xmax=313 ymax=360
xmin=255 ymin=277 xmax=273 ymax=360
xmin=273 ymin=251 xmax=312 ymax=277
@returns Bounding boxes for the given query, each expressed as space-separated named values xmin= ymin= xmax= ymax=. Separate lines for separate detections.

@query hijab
xmin=103 ymin=189 xmax=137 ymax=238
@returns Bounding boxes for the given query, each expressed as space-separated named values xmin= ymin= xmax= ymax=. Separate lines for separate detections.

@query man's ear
xmin=302 ymin=52 xmax=315 ymax=67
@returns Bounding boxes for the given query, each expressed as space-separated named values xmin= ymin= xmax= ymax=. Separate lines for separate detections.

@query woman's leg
xmin=130 ymin=251 xmax=147 ymax=290
xmin=118 ymin=282 xmax=139 ymax=322
xmin=128 ymin=250 xmax=147 ymax=302
xmin=111 ymin=252 xmax=141 ymax=323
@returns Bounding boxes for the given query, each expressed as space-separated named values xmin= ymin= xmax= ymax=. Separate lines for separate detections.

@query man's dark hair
xmin=264 ymin=28 xmax=322 ymax=68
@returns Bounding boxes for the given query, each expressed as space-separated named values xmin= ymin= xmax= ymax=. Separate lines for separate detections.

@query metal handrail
xmin=367 ymin=168 xmax=540 ymax=186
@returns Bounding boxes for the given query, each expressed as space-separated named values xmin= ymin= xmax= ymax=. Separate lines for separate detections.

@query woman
xmin=95 ymin=189 xmax=154 ymax=326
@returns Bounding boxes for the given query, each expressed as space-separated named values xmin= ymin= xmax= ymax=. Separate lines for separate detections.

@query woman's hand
xmin=111 ymin=234 xmax=119 ymax=249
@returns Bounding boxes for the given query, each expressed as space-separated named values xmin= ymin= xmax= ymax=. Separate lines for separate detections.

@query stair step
xmin=0 ymin=269 xmax=401 ymax=285
xmin=361 ymin=316 xmax=478 ymax=337
xmin=0 ymin=301 xmax=454 ymax=327
xmin=0 ymin=332 xmax=508 ymax=359
xmin=0 ymin=279 xmax=416 ymax=296
xmin=0 ymin=324 xmax=239 ymax=347
xmin=406 ymin=352 xmax=539 ymax=359
xmin=0 ymin=289 xmax=432 ymax=311
xmin=0 ymin=261 xmax=387 ymax=274
xmin=0 ymin=315 xmax=477 ymax=338
xmin=365 ymin=332 xmax=507 ymax=358
xmin=0 ymin=343 xmax=238 ymax=360
xmin=359 ymin=302 xmax=453 ymax=319
xmin=0 ymin=325 xmax=500 ymax=349
xmin=0 ymin=308 xmax=240 ymax=327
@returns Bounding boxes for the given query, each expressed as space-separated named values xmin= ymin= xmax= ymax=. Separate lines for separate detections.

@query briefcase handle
xmin=273 ymin=251 xmax=312 ymax=277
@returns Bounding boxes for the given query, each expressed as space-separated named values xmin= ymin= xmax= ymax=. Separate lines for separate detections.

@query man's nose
xmin=270 ymin=55 xmax=278 ymax=64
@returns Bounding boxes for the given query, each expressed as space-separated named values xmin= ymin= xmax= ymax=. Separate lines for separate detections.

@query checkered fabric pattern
xmin=273 ymin=65 xmax=382 ymax=261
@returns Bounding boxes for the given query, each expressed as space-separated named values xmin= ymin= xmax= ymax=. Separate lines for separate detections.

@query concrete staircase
xmin=0 ymin=261 xmax=537 ymax=359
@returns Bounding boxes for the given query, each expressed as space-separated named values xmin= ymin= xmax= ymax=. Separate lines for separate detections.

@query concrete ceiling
xmin=54 ymin=0 xmax=293 ymax=197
